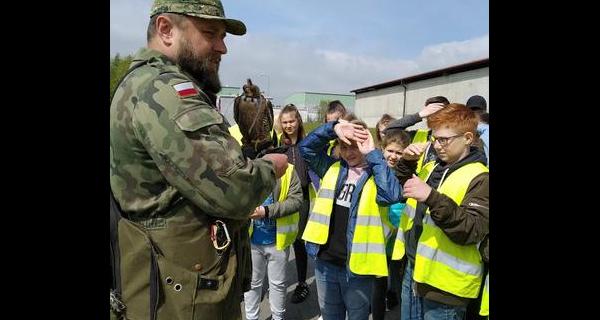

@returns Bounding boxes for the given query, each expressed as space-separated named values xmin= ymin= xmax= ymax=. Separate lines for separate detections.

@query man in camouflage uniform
xmin=109 ymin=1 xmax=288 ymax=319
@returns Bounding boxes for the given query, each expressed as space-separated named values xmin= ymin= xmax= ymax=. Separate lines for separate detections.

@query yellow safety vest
xmin=327 ymin=140 xmax=336 ymax=157
xmin=249 ymin=164 xmax=300 ymax=250
xmin=230 ymin=124 xmax=276 ymax=147
xmin=480 ymin=272 xmax=489 ymax=316
xmin=276 ymin=132 xmax=318 ymax=205
xmin=302 ymin=161 xmax=389 ymax=276
xmin=412 ymin=129 xmax=430 ymax=173
xmin=413 ymin=162 xmax=489 ymax=298
xmin=318 ymin=141 xmax=336 ymax=191
xmin=228 ymin=124 xmax=243 ymax=146
xmin=391 ymin=161 xmax=436 ymax=260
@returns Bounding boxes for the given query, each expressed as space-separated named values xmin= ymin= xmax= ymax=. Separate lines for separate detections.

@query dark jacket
xmin=395 ymin=146 xmax=489 ymax=306
xmin=385 ymin=112 xmax=422 ymax=132
xmin=278 ymin=138 xmax=311 ymax=236
xmin=384 ymin=112 xmax=426 ymax=141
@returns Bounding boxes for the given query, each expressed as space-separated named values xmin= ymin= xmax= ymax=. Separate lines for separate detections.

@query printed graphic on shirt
xmin=336 ymin=183 xmax=356 ymax=208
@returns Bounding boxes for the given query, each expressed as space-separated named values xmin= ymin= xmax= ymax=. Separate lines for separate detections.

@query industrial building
xmin=351 ymin=58 xmax=489 ymax=128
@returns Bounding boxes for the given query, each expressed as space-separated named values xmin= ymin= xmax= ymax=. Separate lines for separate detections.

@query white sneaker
xmin=317 ymin=316 xmax=323 ymax=320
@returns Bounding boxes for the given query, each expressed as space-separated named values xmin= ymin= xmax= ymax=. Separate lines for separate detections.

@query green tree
xmin=316 ymin=99 xmax=331 ymax=123
xmin=110 ymin=54 xmax=134 ymax=100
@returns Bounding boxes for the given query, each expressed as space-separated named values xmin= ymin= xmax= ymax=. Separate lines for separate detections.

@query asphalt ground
xmin=241 ymin=247 xmax=400 ymax=320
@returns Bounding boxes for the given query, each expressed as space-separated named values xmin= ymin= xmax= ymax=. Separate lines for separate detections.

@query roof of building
xmin=290 ymin=91 xmax=355 ymax=97
xmin=351 ymin=58 xmax=489 ymax=94
xmin=217 ymin=86 xmax=241 ymax=97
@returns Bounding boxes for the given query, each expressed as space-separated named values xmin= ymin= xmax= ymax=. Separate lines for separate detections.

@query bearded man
xmin=109 ymin=1 xmax=288 ymax=319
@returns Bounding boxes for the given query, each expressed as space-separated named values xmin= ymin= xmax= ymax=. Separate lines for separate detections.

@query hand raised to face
xmin=402 ymin=142 xmax=429 ymax=161
xmin=357 ymin=129 xmax=375 ymax=155
xmin=334 ymin=120 xmax=368 ymax=145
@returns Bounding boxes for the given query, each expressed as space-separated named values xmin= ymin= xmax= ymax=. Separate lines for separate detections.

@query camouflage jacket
xmin=110 ymin=48 xmax=276 ymax=320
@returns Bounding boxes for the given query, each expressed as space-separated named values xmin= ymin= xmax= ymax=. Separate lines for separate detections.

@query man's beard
xmin=177 ymin=39 xmax=222 ymax=95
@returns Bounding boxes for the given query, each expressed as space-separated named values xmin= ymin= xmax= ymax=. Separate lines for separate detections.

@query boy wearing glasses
xmin=391 ymin=103 xmax=489 ymax=320
xmin=244 ymin=165 xmax=303 ymax=320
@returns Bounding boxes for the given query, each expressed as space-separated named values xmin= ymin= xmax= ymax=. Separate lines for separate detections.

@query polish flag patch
xmin=173 ymin=82 xmax=199 ymax=98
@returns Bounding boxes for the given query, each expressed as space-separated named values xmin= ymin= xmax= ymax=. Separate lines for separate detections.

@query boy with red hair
xmin=391 ymin=103 xmax=489 ymax=320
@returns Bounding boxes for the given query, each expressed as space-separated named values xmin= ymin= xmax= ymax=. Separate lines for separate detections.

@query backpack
xmin=110 ymin=61 xmax=160 ymax=320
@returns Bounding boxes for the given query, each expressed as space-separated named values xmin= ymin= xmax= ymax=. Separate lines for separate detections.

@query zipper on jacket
xmin=467 ymin=202 xmax=489 ymax=210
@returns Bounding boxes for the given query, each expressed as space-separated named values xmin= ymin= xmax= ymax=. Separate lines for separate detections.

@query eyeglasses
xmin=210 ymin=220 xmax=231 ymax=252
xmin=431 ymin=134 xmax=462 ymax=147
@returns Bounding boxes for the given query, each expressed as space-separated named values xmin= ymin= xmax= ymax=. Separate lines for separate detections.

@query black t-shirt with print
xmin=318 ymin=181 xmax=355 ymax=267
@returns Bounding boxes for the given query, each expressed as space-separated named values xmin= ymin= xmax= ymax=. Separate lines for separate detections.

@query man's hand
xmin=418 ymin=103 xmax=445 ymax=118
xmin=249 ymin=206 xmax=266 ymax=219
xmin=357 ymin=129 xmax=375 ymax=155
xmin=402 ymin=142 xmax=429 ymax=161
xmin=403 ymin=174 xmax=432 ymax=201
xmin=262 ymin=153 xmax=289 ymax=179
xmin=334 ymin=121 xmax=368 ymax=145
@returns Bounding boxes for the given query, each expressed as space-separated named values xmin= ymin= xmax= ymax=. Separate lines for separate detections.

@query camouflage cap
xmin=151 ymin=0 xmax=246 ymax=35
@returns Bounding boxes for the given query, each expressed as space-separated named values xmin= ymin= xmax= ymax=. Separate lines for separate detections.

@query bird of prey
xmin=233 ymin=79 xmax=276 ymax=159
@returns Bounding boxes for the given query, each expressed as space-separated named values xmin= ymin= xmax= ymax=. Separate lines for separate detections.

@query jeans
xmin=401 ymin=261 xmax=423 ymax=320
xmin=243 ymin=244 xmax=290 ymax=320
xmin=371 ymin=276 xmax=387 ymax=320
xmin=294 ymin=194 xmax=309 ymax=283
xmin=423 ymin=299 xmax=466 ymax=320
xmin=401 ymin=261 xmax=467 ymax=320
xmin=314 ymin=258 xmax=373 ymax=320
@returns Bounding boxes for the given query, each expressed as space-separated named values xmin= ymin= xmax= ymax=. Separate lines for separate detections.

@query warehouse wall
xmin=355 ymin=67 xmax=489 ymax=128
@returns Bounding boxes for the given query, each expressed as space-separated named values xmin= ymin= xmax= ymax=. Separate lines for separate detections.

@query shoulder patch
xmin=173 ymin=82 xmax=199 ymax=98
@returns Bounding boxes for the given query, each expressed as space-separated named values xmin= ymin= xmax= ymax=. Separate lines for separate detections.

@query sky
xmin=111 ymin=0 xmax=489 ymax=105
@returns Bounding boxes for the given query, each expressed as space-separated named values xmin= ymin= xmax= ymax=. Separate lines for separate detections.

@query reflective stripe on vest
xmin=302 ymin=161 xmax=389 ymax=276
xmin=349 ymin=177 xmax=388 ymax=276
xmin=249 ymin=164 xmax=299 ymax=250
xmin=480 ymin=272 xmax=489 ymax=316
xmin=416 ymin=243 xmax=482 ymax=276
xmin=302 ymin=161 xmax=340 ymax=245
xmin=413 ymin=162 xmax=489 ymax=298
xmin=391 ymin=161 xmax=436 ymax=260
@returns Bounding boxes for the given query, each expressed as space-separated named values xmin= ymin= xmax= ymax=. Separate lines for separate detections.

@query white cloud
xmin=109 ymin=0 xmax=488 ymax=105
xmin=415 ymin=34 xmax=489 ymax=71
xmin=219 ymin=34 xmax=420 ymax=104
xmin=220 ymin=34 xmax=488 ymax=104
xmin=110 ymin=0 xmax=150 ymax=56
